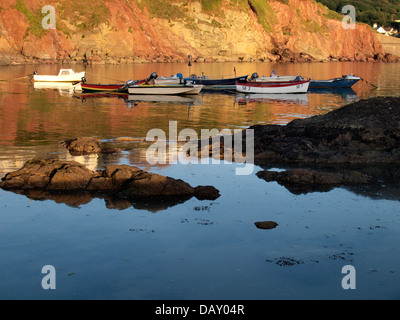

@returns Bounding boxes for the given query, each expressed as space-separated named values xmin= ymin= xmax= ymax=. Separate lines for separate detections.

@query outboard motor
xmin=29 ymin=70 xmax=38 ymax=82
xmin=250 ymin=73 xmax=259 ymax=81
xmin=119 ymin=79 xmax=135 ymax=91
xmin=145 ymin=72 xmax=158 ymax=84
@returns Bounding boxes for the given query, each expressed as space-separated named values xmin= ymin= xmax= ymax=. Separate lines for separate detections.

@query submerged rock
xmin=254 ymin=221 xmax=279 ymax=230
xmin=61 ymin=137 xmax=121 ymax=155
xmin=0 ymin=159 xmax=220 ymax=210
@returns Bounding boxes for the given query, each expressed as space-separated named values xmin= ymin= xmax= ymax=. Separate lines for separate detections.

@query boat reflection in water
xmin=127 ymin=94 xmax=203 ymax=106
xmin=74 ymin=92 xmax=203 ymax=109
xmin=308 ymin=88 xmax=359 ymax=102
xmin=235 ymin=93 xmax=309 ymax=106
xmin=33 ymin=81 xmax=82 ymax=95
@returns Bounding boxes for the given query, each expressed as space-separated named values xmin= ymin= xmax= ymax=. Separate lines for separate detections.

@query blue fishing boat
xmin=309 ymin=74 xmax=361 ymax=89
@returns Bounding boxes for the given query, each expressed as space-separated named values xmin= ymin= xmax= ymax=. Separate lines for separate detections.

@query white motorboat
xmin=33 ymin=69 xmax=85 ymax=82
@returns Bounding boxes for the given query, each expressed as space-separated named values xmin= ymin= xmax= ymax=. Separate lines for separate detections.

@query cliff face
xmin=0 ymin=0 xmax=394 ymax=65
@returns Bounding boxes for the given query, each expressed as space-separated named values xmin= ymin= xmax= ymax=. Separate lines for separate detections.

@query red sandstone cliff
xmin=0 ymin=0 xmax=396 ymax=65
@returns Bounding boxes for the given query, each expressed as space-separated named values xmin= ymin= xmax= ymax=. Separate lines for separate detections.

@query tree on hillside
xmin=316 ymin=0 xmax=400 ymax=27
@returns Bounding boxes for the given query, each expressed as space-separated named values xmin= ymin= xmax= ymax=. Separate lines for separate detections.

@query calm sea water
xmin=1 ymin=62 xmax=400 ymax=300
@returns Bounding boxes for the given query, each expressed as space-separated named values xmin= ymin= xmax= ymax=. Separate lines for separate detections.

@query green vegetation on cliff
xmin=57 ymin=0 xmax=110 ymax=32
xmin=15 ymin=0 xmax=47 ymax=38
xmin=316 ymin=0 xmax=400 ymax=26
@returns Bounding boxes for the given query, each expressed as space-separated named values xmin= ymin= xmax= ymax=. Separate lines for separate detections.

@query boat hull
xmin=128 ymin=85 xmax=203 ymax=95
xmin=309 ymin=78 xmax=360 ymax=89
xmin=81 ymin=80 xmax=146 ymax=93
xmin=236 ymin=80 xmax=310 ymax=94
xmin=81 ymin=83 xmax=127 ymax=93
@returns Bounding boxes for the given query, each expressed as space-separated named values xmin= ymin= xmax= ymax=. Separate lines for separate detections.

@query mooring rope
xmin=360 ymin=77 xmax=378 ymax=89
xmin=0 ymin=75 xmax=31 ymax=82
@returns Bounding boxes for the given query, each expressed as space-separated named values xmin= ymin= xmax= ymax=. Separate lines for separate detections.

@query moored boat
xmin=236 ymin=80 xmax=310 ymax=94
xmin=80 ymin=72 xmax=182 ymax=93
xmin=81 ymin=83 xmax=127 ymax=93
xmin=309 ymin=74 xmax=361 ymax=89
xmin=81 ymin=72 xmax=205 ymax=95
xmin=236 ymin=73 xmax=310 ymax=94
xmin=33 ymin=69 xmax=85 ymax=82
xmin=81 ymin=79 xmax=146 ymax=93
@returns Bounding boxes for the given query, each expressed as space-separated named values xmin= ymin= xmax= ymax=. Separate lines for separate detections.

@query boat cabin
xmin=58 ymin=69 xmax=77 ymax=76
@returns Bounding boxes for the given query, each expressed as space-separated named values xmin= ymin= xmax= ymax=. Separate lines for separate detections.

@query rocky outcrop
xmin=0 ymin=159 xmax=220 ymax=209
xmin=251 ymin=96 xmax=400 ymax=192
xmin=195 ymin=96 xmax=400 ymax=194
xmin=0 ymin=0 xmax=393 ymax=65
xmin=250 ymin=96 xmax=400 ymax=166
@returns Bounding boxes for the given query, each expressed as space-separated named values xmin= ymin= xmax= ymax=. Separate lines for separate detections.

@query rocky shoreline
xmin=2 ymin=51 xmax=400 ymax=66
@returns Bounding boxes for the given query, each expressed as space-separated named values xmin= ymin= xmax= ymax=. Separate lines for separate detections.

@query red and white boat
xmin=236 ymin=72 xmax=310 ymax=94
